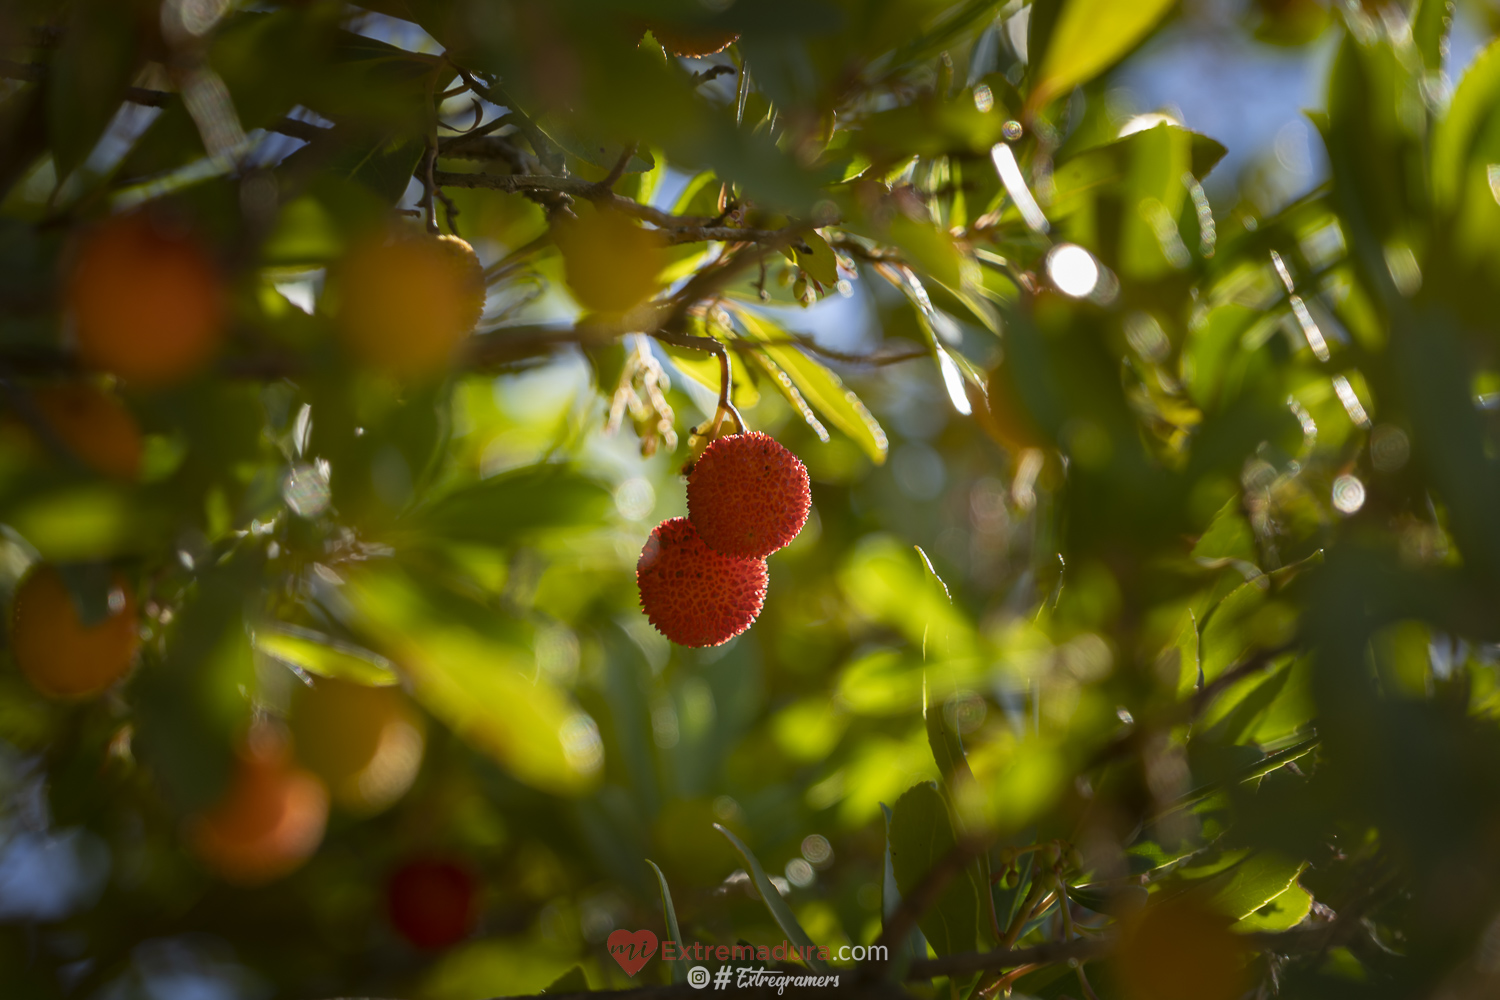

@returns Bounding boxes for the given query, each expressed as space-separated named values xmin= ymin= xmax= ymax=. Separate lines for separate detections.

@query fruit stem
xmin=654 ymin=329 xmax=745 ymax=440
xmin=712 ymin=344 xmax=745 ymax=437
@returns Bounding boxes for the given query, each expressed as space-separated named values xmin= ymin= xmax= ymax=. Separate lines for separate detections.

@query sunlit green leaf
xmin=714 ymin=824 xmax=831 ymax=973
xmin=1028 ymin=0 xmax=1177 ymax=113
xmin=253 ymin=624 xmax=399 ymax=686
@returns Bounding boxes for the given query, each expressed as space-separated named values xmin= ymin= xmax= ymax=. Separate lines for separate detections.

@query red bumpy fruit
xmin=637 ymin=517 xmax=768 ymax=647
xmin=687 ymin=431 xmax=811 ymax=558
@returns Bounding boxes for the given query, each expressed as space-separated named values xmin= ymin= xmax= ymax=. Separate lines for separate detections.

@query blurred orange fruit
xmin=335 ymin=231 xmax=486 ymax=376
xmin=644 ymin=21 xmax=740 ymax=57
xmin=1114 ymin=896 xmax=1248 ymax=1000
xmin=33 ymin=381 xmax=144 ymax=480
xmin=553 ymin=207 xmax=666 ymax=315
xmin=289 ymin=678 xmax=425 ymax=814
xmin=11 ymin=563 xmax=138 ymax=699
xmin=66 ymin=213 xmax=226 ymax=386
xmin=188 ymin=730 xmax=329 ymax=886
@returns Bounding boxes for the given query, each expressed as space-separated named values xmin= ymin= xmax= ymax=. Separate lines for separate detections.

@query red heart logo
xmin=607 ymin=928 xmax=658 ymax=977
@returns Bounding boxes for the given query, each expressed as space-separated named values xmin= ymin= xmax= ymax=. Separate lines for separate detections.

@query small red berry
xmin=687 ymin=432 xmax=811 ymax=558
xmin=637 ymin=517 xmax=768 ymax=647
xmin=387 ymin=858 xmax=478 ymax=950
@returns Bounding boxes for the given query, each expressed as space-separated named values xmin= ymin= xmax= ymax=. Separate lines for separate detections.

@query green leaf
xmin=888 ymin=782 xmax=981 ymax=957
xmin=924 ymin=673 xmax=968 ymax=786
xmin=542 ymin=966 xmax=590 ymax=993
xmin=400 ymin=466 xmax=613 ymax=548
xmin=1191 ymin=498 xmax=1257 ymax=565
xmin=1172 ymin=737 xmax=1319 ymax=813
xmin=346 ymin=568 xmax=602 ymax=796
xmin=1068 ymin=882 xmax=1148 ymax=915
xmin=1432 ymin=39 xmax=1500 ymax=210
xmin=1028 ymin=0 xmax=1177 ymax=113
xmin=714 ymin=824 xmax=831 ymax=973
xmin=253 ymin=624 xmax=400 ymax=686
xmin=1198 ymin=851 xmax=1307 ymax=921
xmin=881 ymin=802 xmax=928 ymax=970
xmin=734 ymin=309 xmax=889 ymax=464
xmin=1233 ymin=881 xmax=1312 ymax=933
xmin=647 ymin=860 xmax=690 ymax=984
xmin=48 ymin=0 xmax=140 ymax=180
xmin=9 ymin=486 xmax=163 ymax=561
xmin=796 ymin=230 xmax=840 ymax=287
xmin=131 ymin=556 xmax=263 ymax=811
xmin=839 ymin=536 xmax=977 ymax=658
xmin=1412 ymin=0 xmax=1454 ymax=75
xmin=535 ymin=115 xmax=657 ymax=175
xmin=922 ymin=673 xmax=997 ymax=946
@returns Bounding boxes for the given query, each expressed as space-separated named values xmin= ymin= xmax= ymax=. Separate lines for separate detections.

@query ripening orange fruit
xmin=32 ymin=382 xmax=144 ymax=480
xmin=1114 ymin=896 xmax=1247 ymax=1000
xmin=289 ymin=678 xmax=425 ymax=815
xmin=188 ymin=730 xmax=329 ymax=886
xmin=553 ymin=207 xmax=666 ymax=315
xmin=11 ymin=563 xmax=139 ymax=699
xmin=335 ymin=230 xmax=486 ymax=377
xmin=66 ymin=213 xmax=226 ymax=386
xmin=644 ymin=21 xmax=740 ymax=57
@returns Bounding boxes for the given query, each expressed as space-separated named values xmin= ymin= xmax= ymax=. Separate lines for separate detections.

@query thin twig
xmin=907 ymin=936 xmax=1109 ymax=980
xmin=596 ymin=142 xmax=638 ymax=193
xmin=727 ymin=337 xmax=929 ymax=367
xmin=692 ymin=64 xmax=737 ymax=86
xmin=432 ymin=169 xmax=717 ymax=230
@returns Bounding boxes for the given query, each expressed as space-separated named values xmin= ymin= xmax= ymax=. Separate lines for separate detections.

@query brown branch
xmin=692 ymin=64 xmax=737 ymax=86
xmin=439 ymin=133 xmax=536 ymax=171
xmin=432 ymin=169 xmax=718 ymax=231
xmin=907 ymin=935 xmax=1109 ymax=980
xmin=596 ymin=142 xmax=638 ymax=193
xmin=726 ymin=337 xmax=929 ymax=367
xmin=665 ymin=226 xmax=799 ymax=244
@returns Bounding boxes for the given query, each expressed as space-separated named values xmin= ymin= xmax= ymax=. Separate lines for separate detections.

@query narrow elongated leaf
xmin=400 ymin=466 xmax=612 ymax=547
xmin=1432 ymin=40 xmax=1500 ymax=210
xmin=346 ymin=568 xmax=602 ymax=795
xmin=542 ymin=966 xmax=590 ymax=993
xmin=923 ymin=674 xmax=998 ymax=946
xmin=1028 ymin=0 xmax=1177 ymax=113
xmin=714 ymin=824 xmax=831 ymax=973
xmin=881 ymin=803 xmax=926 ymax=973
xmin=734 ymin=309 xmax=889 ymax=464
xmin=48 ymin=0 xmax=140 ymax=179
xmin=253 ymin=624 xmax=399 ymax=686
xmin=647 ymin=860 xmax=690 ymax=983
xmin=1413 ymin=0 xmax=1454 ymax=75
xmin=888 ymin=782 xmax=981 ymax=957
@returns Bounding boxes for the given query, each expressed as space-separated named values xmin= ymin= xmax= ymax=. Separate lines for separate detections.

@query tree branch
xmin=907 ymin=935 xmax=1108 ymax=980
xmin=596 ymin=142 xmax=639 ymax=193
xmin=431 ymin=169 xmax=718 ymax=231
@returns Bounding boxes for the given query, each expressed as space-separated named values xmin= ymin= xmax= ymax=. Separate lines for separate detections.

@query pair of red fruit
xmin=637 ymin=432 xmax=812 ymax=647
